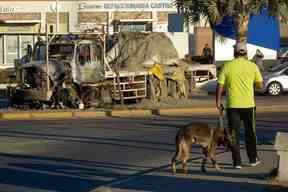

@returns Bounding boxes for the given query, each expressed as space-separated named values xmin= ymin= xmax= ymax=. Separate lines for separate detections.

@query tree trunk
xmin=233 ymin=14 xmax=249 ymax=53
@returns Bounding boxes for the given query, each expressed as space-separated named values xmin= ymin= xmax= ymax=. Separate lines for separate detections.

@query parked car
xmin=277 ymin=46 xmax=288 ymax=64
xmin=258 ymin=63 xmax=288 ymax=96
xmin=196 ymin=63 xmax=288 ymax=96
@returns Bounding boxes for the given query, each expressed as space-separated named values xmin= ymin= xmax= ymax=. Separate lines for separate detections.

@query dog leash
xmin=218 ymin=104 xmax=225 ymax=128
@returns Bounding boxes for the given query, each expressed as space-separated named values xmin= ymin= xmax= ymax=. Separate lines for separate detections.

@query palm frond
xmin=279 ymin=1 xmax=288 ymax=23
xmin=248 ymin=0 xmax=266 ymax=14
xmin=215 ymin=32 xmax=228 ymax=44
xmin=174 ymin=0 xmax=288 ymax=24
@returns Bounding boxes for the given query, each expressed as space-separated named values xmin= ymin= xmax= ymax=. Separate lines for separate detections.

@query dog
xmin=171 ymin=114 xmax=229 ymax=174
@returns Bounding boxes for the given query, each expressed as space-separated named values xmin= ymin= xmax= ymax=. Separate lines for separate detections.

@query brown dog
xmin=171 ymin=120 xmax=229 ymax=174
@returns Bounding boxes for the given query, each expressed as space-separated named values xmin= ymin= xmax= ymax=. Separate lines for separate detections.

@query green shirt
xmin=217 ymin=57 xmax=263 ymax=108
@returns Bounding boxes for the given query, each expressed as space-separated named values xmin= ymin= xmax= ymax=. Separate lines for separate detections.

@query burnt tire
xmin=267 ymin=82 xmax=282 ymax=96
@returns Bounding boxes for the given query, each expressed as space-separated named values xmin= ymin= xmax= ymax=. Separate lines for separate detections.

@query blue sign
xmin=168 ymin=14 xmax=184 ymax=32
xmin=214 ymin=9 xmax=280 ymax=50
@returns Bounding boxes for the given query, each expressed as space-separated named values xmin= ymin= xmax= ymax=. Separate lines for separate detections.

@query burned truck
xmin=11 ymin=33 xmax=150 ymax=109
xmin=11 ymin=32 xmax=216 ymax=109
xmin=11 ymin=33 xmax=108 ymax=109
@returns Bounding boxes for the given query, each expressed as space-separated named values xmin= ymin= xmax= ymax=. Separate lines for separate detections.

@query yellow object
xmin=150 ymin=64 xmax=164 ymax=80
xmin=171 ymin=67 xmax=187 ymax=98
xmin=171 ymin=67 xmax=185 ymax=82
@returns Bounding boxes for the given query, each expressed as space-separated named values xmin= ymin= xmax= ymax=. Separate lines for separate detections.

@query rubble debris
xmin=106 ymin=32 xmax=180 ymax=71
xmin=0 ymin=68 xmax=17 ymax=84
xmin=5 ymin=32 xmax=216 ymax=110
xmin=106 ymin=32 xmax=191 ymax=101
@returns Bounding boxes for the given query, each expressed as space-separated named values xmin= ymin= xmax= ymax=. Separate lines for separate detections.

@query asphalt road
xmin=0 ymin=110 xmax=287 ymax=192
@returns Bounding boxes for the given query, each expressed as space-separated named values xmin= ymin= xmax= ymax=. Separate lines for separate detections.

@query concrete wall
xmin=166 ymin=32 xmax=189 ymax=59
xmin=215 ymin=37 xmax=277 ymax=62
xmin=194 ymin=27 xmax=213 ymax=56
xmin=0 ymin=0 xmax=177 ymax=33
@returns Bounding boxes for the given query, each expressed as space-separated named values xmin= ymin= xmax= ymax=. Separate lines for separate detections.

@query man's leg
xmin=226 ymin=108 xmax=242 ymax=167
xmin=240 ymin=107 xmax=258 ymax=163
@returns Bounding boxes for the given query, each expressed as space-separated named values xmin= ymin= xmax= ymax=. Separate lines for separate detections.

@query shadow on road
xmin=108 ymin=174 xmax=271 ymax=192
xmin=0 ymin=152 xmax=152 ymax=192
xmin=0 ymin=130 xmax=176 ymax=153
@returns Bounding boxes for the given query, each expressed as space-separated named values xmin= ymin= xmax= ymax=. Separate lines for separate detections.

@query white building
xmin=1 ymin=0 xmax=278 ymax=69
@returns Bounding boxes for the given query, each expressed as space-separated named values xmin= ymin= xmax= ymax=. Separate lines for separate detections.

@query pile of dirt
xmin=0 ymin=68 xmax=16 ymax=83
xmin=107 ymin=32 xmax=180 ymax=71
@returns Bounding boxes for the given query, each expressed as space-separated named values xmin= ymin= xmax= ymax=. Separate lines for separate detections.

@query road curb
xmin=72 ymin=111 xmax=107 ymax=118
xmin=158 ymin=105 xmax=288 ymax=115
xmin=256 ymin=105 xmax=288 ymax=113
xmin=110 ymin=109 xmax=152 ymax=117
xmin=158 ymin=107 xmax=218 ymax=115
xmin=0 ymin=105 xmax=287 ymax=120
xmin=31 ymin=111 xmax=73 ymax=119
xmin=1 ymin=112 xmax=32 ymax=120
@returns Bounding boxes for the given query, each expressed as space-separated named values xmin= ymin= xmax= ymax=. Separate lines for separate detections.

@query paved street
xmin=1 ymin=0 xmax=288 ymax=191
xmin=0 ymin=108 xmax=287 ymax=192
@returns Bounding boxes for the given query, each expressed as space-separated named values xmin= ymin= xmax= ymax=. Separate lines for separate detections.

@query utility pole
xmin=56 ymin=0 xmax=59 ymax=33
xmin=212 ymin=30 xmax=216 ymax=65
xmin=45 ymin=18 xmax=50 ymax=100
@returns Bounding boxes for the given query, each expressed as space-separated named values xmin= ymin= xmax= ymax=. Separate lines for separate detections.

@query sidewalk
xmin=92 ymin=145 xmax=284 ymax=192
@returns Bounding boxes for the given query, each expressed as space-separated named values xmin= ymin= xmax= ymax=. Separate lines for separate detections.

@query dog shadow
xmin=161 ymin=155 xmax=271 ymax=180
xmin=162 ymin=162 xmax=268 ymax=180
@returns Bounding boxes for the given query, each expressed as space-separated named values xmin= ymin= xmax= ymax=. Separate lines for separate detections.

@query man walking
xmin=216 ymin=47 xmax=263 ymax=169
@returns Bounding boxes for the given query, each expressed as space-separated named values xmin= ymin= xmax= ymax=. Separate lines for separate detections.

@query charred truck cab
xmin=12 ymin=33 xmax=107 ymax=109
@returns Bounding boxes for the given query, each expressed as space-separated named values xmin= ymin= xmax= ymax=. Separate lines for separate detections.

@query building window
xmin=21 ymin=35 xmax=33 ymax=62
xmin=0 ymin=36 xmax=3 ymax=65
xmin=49 ymin=24 xmax=55 ymax=33
xmin=6 ymin=35 xmax=19 ymax=65
xmin=0 ymin=35 xmax=38 ymax=66
xmin=117 ymin=22 xmax=152 ymax=32
xmin=33 ymin=39 xmax=46 ymax=61
xmin=78 ymin=45 xmax=91 ymax=66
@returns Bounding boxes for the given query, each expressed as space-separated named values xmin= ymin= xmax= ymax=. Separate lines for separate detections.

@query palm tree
xmin=175 ymin=0 xmax=288 ymax=51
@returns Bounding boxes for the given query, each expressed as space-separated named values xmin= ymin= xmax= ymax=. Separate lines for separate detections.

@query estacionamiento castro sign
xmin=0 ymin=6 xmax=17 ymax=13
xmin=78 ymin=1 xmax=175 ymax=11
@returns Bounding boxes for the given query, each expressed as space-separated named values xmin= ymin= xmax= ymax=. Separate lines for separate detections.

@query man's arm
xmin=216 ymin=83 xmax=224 ymax=110
xmin=254 ymin=65 xmax=263 ymax=89
xmin=255 ymin=81 xmax=263 ymax=89
xmin=216 ymin=63 xmax=226 ymax=110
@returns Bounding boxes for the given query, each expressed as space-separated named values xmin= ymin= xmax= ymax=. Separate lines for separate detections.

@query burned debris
xmin=6 ymin=32 xmax=216 ymax=110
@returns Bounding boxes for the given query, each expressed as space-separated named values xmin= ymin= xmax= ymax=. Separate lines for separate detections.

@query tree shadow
xmin=108 ymin=174 xmax=270 ymax=192
xmin=0 ymin=152 xmax=153 ymax=192
xmin=0 ymin=167 xmax=101 ymax=192
xmin=0 ymin=152 xmax=152 ymax=171
xmin=0 ymin=130 xmax=176 ymax=153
